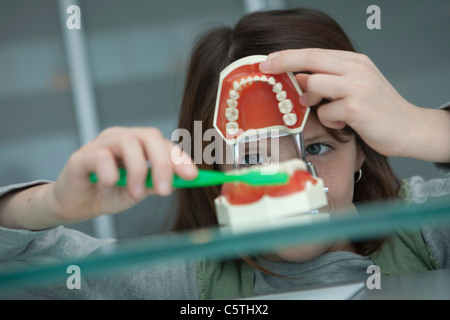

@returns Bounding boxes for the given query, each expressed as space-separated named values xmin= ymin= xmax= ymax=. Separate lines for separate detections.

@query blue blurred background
xmin=0 ymin=0 xmax=449 ymax=240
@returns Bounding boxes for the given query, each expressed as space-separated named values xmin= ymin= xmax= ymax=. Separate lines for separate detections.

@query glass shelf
xmin=0 ymin=196 xmax=449 ymax=294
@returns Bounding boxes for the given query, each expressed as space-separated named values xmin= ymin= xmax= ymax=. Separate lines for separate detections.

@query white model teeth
xmin=226 ymin=74 xmax=299 ymax=131
xmin=278 ymin=99 xmax=293 ymax=114
xmin=234 ymin=76 xmax=266 ymax=90
xmin=259 ymin=158 xmax=308 ymax=176
xmin=225 ymin=108 xmax=239 ymax=122
xmin=281 ymin=159 xmax=308 ymax=175
xmin=226 ymin=122 xmax=239 ymax=135
xmin=226 ymin=158 xmax=307 ymax=176
xmin=276 ymin=91 xmax=287 ymax=101
xmin=227 ymin=99 xmax=238 ymax=108
xmin=232 ymin=76 xmax=286 ymax=93
xmin=272 ymin=82 xmax=283 ymax=94
xmin=283 ymin=113 xmax=297 ymax=126
xmin=229 ymin=90 xmax=240 ymax=100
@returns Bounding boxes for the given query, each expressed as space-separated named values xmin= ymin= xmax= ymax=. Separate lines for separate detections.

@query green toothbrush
xmin=89 ymin=168 xmax=289 ymax=188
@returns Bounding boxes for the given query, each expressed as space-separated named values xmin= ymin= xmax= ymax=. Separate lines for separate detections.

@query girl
xmin=0 ymin=8 xmax=449 ymax=299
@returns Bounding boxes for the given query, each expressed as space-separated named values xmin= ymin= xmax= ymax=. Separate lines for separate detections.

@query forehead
xmin=302 ymin=111 xmax=354 ymax=144
xmin=303 ymin=115 xmax=328 ymax=139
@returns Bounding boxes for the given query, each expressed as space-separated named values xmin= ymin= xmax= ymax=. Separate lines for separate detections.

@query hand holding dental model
xmin=259 ymin=49 xmax=450 ymax=164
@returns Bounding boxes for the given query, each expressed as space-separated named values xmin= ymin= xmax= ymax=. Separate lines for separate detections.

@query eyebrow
xmin=241 ymin=132 xmax=332 ymax=151
xmin=304 ymin=133 xmax=330 ymax=144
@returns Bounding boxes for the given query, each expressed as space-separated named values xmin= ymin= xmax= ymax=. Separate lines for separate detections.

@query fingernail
xmin=133 ymin=184 xmax=145 ymax=198
xmin=157 ymin=180 xmax=172 ymax=196
xmin=300 ymin=93 xmax=309 ymax=107
xmin=267 ymin=52 xmax=281 ymax=60
xmin=184 ymin=165 xmax=198 ymax=178
xmin=259 ymin=60 xmax=271 ymax=72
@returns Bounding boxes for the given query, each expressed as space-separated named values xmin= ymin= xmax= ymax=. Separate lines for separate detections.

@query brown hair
xmin=172 ymin=8 xmax=401 ymax=257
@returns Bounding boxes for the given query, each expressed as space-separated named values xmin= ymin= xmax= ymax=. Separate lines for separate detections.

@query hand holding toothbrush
xmin=0 ymin=127 xmax=198 ymax=230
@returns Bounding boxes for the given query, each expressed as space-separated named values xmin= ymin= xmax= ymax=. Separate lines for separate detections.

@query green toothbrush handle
xmin=170 ymin=170 xmax=231 ymax=188
xmin=90 ymin=168 xmax=232 ymax=189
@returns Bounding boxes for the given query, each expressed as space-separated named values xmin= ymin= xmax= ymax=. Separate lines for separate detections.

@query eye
xmin=243 ymin=153 xmax=266 ymax=166
xmin=305 ymin=143 xmax=330 ymax=156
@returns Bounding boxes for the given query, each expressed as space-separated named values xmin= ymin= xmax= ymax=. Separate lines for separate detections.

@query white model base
xmin=215 ymin=180 xmax=329 ymax=234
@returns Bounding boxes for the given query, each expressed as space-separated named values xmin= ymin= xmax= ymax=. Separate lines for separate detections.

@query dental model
xmin=215 ymin=159 xmax=329 ymax=233
xmin=213 ymin=55 xmax=308 ymax=144
xmin=213 ymin=55 xmax=330 ymax=233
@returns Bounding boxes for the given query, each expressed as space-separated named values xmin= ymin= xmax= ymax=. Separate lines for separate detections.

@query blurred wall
xmin=0 ymin=0 xmax=449 ymax=239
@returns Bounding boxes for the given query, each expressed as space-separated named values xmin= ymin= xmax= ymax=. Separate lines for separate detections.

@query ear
xmin=355 ymin=144 xmax=366 ymax=172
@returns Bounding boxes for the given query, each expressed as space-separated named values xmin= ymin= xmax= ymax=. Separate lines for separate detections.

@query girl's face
xmin=218 ymin=116 xmax=365 ymax=262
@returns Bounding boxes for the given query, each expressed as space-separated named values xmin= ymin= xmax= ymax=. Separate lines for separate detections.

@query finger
xmin=92 ymin=148 xmax=119 ymax=191
xmin=138 ymin=128 xmax=174 ymax=197
xmin=298 ymin=73 xmax=350 ymax=108
xmin=115 ymin=132 xmax=149 ymax=199
xmin=271 ymin=49 xmax=359 ymax=65
xmin=166 ymin=140 xmax=198 ymax=180
xmin=69 ymin=146 xmax=119 ymax=191
xmin=296 ymin=74 xmax=322 ymax=107
xmin=79 ymin=127 xmax=125 ymax=155
xmin=295 ymin=73 xmax=309 ymax=91
xmin=260 ymin=48 xmax=352 ymax=75
xmin=316 ymin=99 xmax=350 ymax=130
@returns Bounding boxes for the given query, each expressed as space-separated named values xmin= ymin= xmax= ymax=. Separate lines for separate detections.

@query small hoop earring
xmin=354 ymin=169 xmax=363 ymax=183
